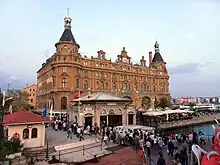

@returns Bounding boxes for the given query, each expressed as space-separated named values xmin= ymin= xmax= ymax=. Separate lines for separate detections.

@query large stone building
xmin=36 ymin=13 xmax=170 ymax=111
xmin=22 ymin=84 xmax=37 ymax=109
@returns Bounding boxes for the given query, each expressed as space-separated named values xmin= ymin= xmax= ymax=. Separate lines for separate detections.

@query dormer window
xmin=84 ymin=61 xmax=88 ymax=66
xmin=96 ymin=63 xmax=99 ymax=67
xmin=100 ymin=63 xmax=104 ymax=67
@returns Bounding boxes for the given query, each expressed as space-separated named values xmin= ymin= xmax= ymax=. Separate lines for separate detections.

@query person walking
xmin=157 ymin=151 xmax=166 ymax=165
xmin=67 ymin=127 xmax=72 ymax=139
xmin=146 ymin=140 xmax=151 ymax=157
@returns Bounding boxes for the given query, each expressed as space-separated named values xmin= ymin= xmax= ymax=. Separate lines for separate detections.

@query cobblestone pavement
xmin=46 ymin=127 xmax=94 ymax=146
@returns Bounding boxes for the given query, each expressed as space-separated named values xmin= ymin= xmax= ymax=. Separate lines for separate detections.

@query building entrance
xmin=85 ymin=116 xmax=92 ymax=128
xmin=108 ymin=115 xmax=122 ymax=126
xmin=100 ymin=116 xmax=107 ymax=128
xmin=128 ymin=114 xmax=134 ymax=125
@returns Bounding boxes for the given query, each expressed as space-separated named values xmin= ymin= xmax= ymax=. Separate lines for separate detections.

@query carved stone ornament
xmin=100 ymin=109 xmax=107 ymax=115
xmin=128 ymin=111 xmax=134 ymax=114
xmin=109 ymin=109 xmax=115 ymax=115
xmin=85 ymin=113 xmax=93 ymax=117
xmin=116 ymin=109 xmax=122 ymax=115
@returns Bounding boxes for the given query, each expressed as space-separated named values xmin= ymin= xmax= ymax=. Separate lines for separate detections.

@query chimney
xmin=149 ymin=51 xmax=152 ymax=65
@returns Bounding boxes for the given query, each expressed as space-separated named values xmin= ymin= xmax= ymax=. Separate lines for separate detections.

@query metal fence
xmin=24 ymin=142 xmax=104 ymax=164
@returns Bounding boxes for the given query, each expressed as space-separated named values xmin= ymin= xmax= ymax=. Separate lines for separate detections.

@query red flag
xmin=73 ymin=92 xmax=80 ymax=100
xmin=84 ymin=55 xmax=87 ymax=58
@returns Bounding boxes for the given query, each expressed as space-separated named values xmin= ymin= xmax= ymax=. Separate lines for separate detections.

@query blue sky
xmin=0 ymin=0 xmax=220 ymax=97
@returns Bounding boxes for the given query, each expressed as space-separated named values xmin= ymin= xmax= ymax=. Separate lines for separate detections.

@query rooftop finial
xmin=64 ymin=8 xmax=72 ymax=29
xmin=154 ymin=41 xmax=160 ymax=53
xmin=67 ymin=8 xmax=70 ymax=17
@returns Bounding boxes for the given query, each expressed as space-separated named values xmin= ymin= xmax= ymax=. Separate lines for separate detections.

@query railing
xmin=158 ymin=114 xmax=220 ymax=129
xmin=23 ymin=142 xmax=104 ymax=164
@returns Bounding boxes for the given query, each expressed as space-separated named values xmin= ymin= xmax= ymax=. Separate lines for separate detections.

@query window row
xmin=23 ymin=128 xmax=38 ymax=139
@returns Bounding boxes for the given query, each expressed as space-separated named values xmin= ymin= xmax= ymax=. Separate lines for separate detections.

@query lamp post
xmin=0 ymin=91 xmax=13 ymax=145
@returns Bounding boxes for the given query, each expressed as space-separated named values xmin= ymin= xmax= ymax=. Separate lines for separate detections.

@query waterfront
xmin=164 ymin=122 xmax=215 ymax=138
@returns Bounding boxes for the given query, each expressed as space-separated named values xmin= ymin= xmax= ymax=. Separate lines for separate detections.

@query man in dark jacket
xmin=157 ymin=151 xmax=166 ymax=165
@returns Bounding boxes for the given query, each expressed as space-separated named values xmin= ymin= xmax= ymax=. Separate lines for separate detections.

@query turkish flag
xmin=73 ymin=92 xmax=80 ymax=100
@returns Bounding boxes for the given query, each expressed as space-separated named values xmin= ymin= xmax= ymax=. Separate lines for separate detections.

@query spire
xmin=154 ymin=41 xmax=160 ymax=53
xmin=64 ymin=8 xmax=71 ymax=29
xmin=152 ymin=41 xmax=164 ymax=62
xmin=57 ymin=9 xmax=79 ymax=48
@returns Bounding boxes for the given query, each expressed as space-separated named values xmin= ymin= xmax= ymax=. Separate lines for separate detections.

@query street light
xmin=0 ymin=91 xmax=13 ymax=145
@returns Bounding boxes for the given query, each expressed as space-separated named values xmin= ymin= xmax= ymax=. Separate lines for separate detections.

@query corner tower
xmin=150 ymin=41 xmax=167 ymax=70
xmin=55 ymin=9 xmax=80 ymax=55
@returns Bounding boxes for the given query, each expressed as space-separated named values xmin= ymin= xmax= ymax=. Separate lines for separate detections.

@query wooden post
xmin=83 ymin=145 xmax=85 ymax=155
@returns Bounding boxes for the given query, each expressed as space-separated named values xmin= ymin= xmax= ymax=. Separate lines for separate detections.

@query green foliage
xmin=6 ymin=89 xmax=31 ymax=111
xmin=188 ymin=102 xmax=196 ymax=111
xmin=0 ymin=139 xmax=23 ymax=160
xmin=158 ymin=97 xmax=171 ymax=109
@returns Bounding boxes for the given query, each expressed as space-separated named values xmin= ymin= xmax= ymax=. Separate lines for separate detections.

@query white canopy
xmin=143 ymin=109 xmax=193 ymax=116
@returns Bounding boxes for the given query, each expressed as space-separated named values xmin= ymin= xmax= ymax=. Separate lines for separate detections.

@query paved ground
xmin=42 ymin=128 xmax=214 ymax=164
xmin=46 ymin=127 xmax=94 ymax=146
xmin=84 ymin=147 xmax=143 ymax=165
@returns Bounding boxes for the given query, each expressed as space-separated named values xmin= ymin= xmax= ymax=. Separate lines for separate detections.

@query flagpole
xmin=78 ymin=88 xmax=80 ymax=125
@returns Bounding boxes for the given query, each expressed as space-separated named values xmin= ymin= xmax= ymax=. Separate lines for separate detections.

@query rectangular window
xmin=62 ymin=78 xmax=67 ymax=88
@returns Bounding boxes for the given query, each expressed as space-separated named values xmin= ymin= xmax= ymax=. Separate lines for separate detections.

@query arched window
xmin=84 ymin=80 xmax=88 ymax=89
xmin=105 ymin=82 xmax=108 ymax=89
xmin=144 ymin=84 xmax=147 ymax=91
xmin=96 ymin=82 xmax=99 ymax=89
xmin=128 ymin=84 xmax=130 ymax=90
xmin=125 ymin=83 xmax=128 ymax=90
xmin=31 ymin=128 xmax=38 ymax=138
xmin=76 ymin=79 xmax=79 ymax=88
xmin=134 ymin=84 xmax=138 ymax=91
xmin=113 ymin=82 xmax=116 ymax=90
xmin=153 ymin=86 xmax=156 ymax=92
xmin=62 ymin=78 xmax=67 ymax=88
xmin=23 ymin=128 xmax=29 ymax=139
xmin=61 ymin=97 xmax=67 ymax=109
xmin=161 ymin=86 xmax=165 ymax=92
xmin=100 ymin=81 xmax=104 ymax=89
xmin=121 ymin=83 xmax=123 ymax=90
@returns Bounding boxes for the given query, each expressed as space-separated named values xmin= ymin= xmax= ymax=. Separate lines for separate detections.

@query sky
xmin=0 ymin=0 xmax=220 ymax=97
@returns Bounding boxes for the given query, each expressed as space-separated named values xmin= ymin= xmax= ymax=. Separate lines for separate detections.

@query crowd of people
xmin=51 ymin=117 xmax=212 ymax=165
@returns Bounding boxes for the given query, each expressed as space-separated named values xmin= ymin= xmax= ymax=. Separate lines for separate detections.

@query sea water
xmin=193 ymin=123 xmax=215 ymax=137
xmin=165 ymin=123 xmax=216 ymax=138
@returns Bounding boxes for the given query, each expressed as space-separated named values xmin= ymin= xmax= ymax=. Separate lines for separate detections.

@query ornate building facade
xmin=36 ymin=13 xmax=170 ymax=111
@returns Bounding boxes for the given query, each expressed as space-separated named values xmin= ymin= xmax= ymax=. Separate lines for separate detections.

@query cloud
xmin=0 ymin=71 xmax=25 ymax=90
xmin=168 ymin=62 xmax=211 ymax=75
xmin=186 ymin=33 xmax=195 ymax=40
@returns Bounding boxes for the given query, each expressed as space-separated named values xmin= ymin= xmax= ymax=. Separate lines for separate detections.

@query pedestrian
xmin=67 ymin=127 xmax=72 ymax=139
xmin=146 ymin=140 xmax=151 ymax=157
xmin=157 ymin=151 xmax=166 ymax=165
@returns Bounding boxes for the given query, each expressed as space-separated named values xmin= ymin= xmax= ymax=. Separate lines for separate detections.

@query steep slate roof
xmin=74 ymin=92 xmax=132 ymax=102
xmin=59 ymin=28 xmax=77 ymax=43
xmin=3 ymin=110 xmax=48 ymax=125
xmin=152 ymin=52 xmax=164 ymax=62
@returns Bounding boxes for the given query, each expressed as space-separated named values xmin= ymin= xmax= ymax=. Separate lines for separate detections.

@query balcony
xmin=50 ymin=87 xmax=71 ymax=92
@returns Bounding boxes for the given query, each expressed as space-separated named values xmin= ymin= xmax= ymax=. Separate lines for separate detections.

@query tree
xmin=188 ymin=102 xmax=196 ymax=111
xmin=158 ymin=97 xmax=171 ymax=110
xmin=6 ymin=89 xmax=30 ymax=112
